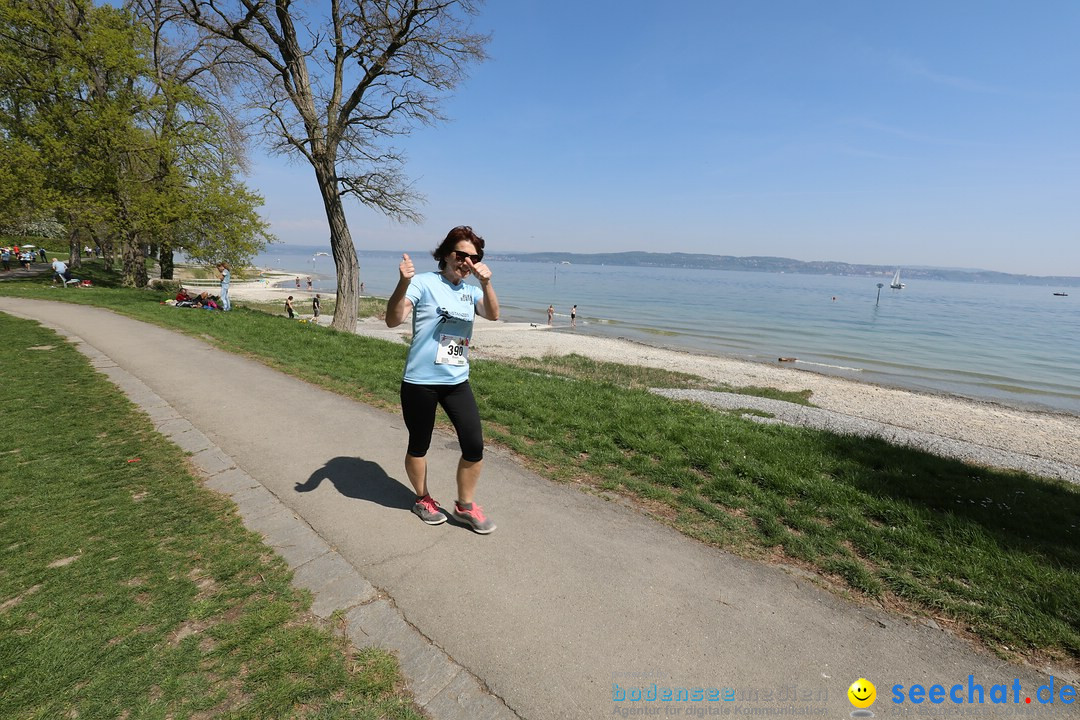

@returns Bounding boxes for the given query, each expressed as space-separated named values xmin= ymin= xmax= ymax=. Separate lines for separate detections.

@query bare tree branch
xmin=161 ymin=0 xmax=487 ymax=330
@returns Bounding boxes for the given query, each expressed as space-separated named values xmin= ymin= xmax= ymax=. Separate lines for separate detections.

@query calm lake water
xmin=258 ymin=248 xmax=1080 ymax=416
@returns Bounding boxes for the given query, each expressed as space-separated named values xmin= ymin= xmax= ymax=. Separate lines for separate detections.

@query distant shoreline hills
xmin=263 ymin=245 xmax=1078 ymax=286
xmin=492 ymin=251 xmax=1080 ymax=287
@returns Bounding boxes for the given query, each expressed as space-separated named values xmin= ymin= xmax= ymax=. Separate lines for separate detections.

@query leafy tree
xmin=0 ymin=0 xmax=159 ymax=283
xmin=128 ymin=0 xmax=265 ymax=278
xmin=0 ymin=137 xmax=48 ymax=231
xmin=171 ymin=0 xmax=488 ymax=330
xmin=0 ymin=0 xmax=272 ymax=284
xmin=171 ymin=165 xmax=274 ymax=268
xmin=0 ymin=0 xmax=86 ymax=251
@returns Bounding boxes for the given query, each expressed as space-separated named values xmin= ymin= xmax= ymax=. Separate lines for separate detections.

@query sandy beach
xmin=222 ymin=275 xmax=1080 ymax=476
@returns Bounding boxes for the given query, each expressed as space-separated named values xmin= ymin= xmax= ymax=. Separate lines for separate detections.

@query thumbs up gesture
xmin=398 ymin=253 xmax=415 ymax=283
xmin=465 ymin=256 xmax=492 ymax=286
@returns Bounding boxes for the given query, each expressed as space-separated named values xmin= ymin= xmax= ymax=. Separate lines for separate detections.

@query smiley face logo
xmin=848 ymin=678 xmax=876 ymax=709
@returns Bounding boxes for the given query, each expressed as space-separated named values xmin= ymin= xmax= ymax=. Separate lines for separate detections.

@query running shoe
xmin=452 ymin=501 xmax=496 ymax=534
xmin=412 ymin=495 xmax=447 ymax=525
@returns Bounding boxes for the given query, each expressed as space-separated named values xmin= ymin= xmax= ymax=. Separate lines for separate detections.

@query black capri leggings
xmin=400 ymin=380 xmax=484 ymax=462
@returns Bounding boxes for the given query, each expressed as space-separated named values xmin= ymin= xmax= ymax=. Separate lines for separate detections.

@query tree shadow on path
xmin=294 ymin=456 xmax=413 ymax=510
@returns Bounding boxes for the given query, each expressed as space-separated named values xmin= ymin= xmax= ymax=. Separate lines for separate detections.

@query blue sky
xmin=251 ymin=1 xmax=1080 ymax=276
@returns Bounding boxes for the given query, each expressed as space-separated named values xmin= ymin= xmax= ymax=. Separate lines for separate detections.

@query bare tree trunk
xmin=121 ymin=231 xmax=148 ymax=287
xmin=159 ymin=244 xmax=174 ymax=279
xmin=90 ymin=229 xmax=113 ymax=272
xmin=314 ymin=159 xmax=359 ymax=331
xmin=66 ymin=221 xmax=82 ymax=267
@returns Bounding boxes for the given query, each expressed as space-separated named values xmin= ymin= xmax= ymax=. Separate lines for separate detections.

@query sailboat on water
xmin=890 ymin=268 xmax=906 ymax=289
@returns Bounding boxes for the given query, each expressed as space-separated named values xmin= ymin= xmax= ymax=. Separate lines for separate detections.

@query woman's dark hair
xmin=432 ymin=225 xmax=485 ymax=270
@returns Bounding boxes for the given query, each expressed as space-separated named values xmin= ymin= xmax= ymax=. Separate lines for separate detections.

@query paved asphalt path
xmin=2 ymin=297 xmax=1071 ymax=720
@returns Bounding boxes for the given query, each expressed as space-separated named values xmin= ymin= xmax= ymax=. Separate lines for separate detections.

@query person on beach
xmin=216 ymin=262 xmax=231 ymax=311
xmin=571 ymin=304 xmax=577 ymax=328
xmin=285 ymin=295 xmax=295 ymax=318
xmin=295 ymin=276 xmax=300 ymax=289
xmin=385 ymin=225 xmax=500 ymax=534
xmin=312 ymin=293 xmax=321 ymax=322
xmin=307 ymin=276 xmax=312 ymax=291
xmin=547 ymin=304 xmax=554 ymax=325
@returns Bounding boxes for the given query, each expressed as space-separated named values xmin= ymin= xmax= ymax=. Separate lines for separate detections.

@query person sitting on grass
xmin=193 ymin=292 xmax=219 ymax=310
xmin=174 ymin=288 xmax=198 ymax=307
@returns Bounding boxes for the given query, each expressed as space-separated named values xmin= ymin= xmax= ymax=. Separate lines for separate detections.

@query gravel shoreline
xmin=652 ymin=388 xmax=1080 ymax=485
xmin=343 ymin=317 xmax=1080 ymax=483
xmin=223 ymin=279 xmax=1080 ymax=483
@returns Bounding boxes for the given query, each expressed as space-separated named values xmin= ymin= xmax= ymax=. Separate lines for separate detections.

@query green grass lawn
xmin=2 ymin=263 xmax=1079 ymax=670
xmin=0 ymin=313 xmax=422 ymax=720
xmin=238 ymin=294 xmax=383 ymax=323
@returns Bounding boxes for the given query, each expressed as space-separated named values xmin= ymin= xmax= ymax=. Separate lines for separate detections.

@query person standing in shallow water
xmin=570 ymin=304 xmax=577 ymax=328
xmin=547 ymin=304 xmax=554 ymax=325
xmin=385 ymin=226 xmax=500 ymax=534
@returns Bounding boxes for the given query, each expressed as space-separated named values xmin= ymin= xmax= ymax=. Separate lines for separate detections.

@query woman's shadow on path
xmin=294 ymin=456 xmax=414 ymax=510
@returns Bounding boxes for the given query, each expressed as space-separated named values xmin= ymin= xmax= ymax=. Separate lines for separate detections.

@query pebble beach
xmin=225 ymin=275 xmax=1080 ymax=484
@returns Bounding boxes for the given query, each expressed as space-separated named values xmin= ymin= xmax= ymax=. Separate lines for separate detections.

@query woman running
xmin=385 ymin=226 xmax=500 ymax=533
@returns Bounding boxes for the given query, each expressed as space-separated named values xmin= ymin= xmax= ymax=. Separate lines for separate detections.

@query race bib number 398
xmin=435 ymin=334 xmax=469 ymax=366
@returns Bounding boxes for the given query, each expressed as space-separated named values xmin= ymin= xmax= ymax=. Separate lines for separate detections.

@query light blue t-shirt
xmin=403 ymin=271 xmax=481 ymax=385
xmin=221 ymin=269 xmax=230 ymax=288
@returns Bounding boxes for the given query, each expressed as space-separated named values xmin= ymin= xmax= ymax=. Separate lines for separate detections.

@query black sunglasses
xmin=452 ymin=250 xmax=482 ymax=263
